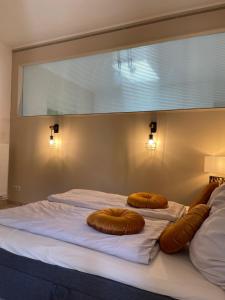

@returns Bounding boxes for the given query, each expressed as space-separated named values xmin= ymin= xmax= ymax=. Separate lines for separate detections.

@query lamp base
xmin=209 ymin=176 xmax=225 ymax=185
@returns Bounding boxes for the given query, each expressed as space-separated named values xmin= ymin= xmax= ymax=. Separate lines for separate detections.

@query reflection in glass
xmin=21 ymin=32 xmax=225 ymax=116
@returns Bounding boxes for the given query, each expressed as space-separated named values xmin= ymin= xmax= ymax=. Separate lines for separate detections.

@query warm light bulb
xmin=148 ymin=134 xmax=156 ymax=149
xmin=49 ymin=135 xmax=55 ymax=145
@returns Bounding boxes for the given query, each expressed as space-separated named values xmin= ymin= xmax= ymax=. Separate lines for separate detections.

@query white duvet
xmin=48 ymin=189 xmax=185 ymax=221
xmin=0 ymin=200 xmax=169 ymax=264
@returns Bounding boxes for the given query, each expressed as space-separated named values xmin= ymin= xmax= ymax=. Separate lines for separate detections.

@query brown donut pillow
xmin=127 ymin=192 xmax=168 ymax=209
xmin=159 ymin=204 xmax=210 ymax=254
xmin=87 ymin=208 xmax=145 ymax=235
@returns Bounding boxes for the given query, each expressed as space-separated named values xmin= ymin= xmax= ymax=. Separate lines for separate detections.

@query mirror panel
xmin=21 ymin=32 xmax=225 ymax=116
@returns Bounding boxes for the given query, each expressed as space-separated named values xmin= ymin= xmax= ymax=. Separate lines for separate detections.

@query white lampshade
xmin=204 ymin=156 xmax=225 ymax=174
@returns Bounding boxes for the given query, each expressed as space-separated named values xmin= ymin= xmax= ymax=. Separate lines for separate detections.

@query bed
xmin=0 ymin=190 xmax=224 ymax=300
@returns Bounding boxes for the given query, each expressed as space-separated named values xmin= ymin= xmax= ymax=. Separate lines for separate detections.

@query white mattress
xmin=0 ymin=225 xmax=224 ymax=300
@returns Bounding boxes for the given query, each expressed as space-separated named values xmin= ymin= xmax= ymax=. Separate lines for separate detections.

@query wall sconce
xmin=49 ymin=123 xmax=59 ymax=145
xmin=148 ymin=121 xmax=157 ymax=149
xmin=204 ymin=156 xmax=225 ymax=185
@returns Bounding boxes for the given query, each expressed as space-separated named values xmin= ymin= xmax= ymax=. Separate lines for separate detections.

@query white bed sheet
xmin=0 ymin=225 xmax=224 ymax=300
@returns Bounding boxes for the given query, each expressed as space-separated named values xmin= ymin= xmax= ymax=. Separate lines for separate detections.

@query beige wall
xmin=0 ymin=42 xmax=11 ymax=197
xmin=9 ymin=7 xmax=225 ymax=205
xmin=8 ymin=109 xmax=225 ymax=205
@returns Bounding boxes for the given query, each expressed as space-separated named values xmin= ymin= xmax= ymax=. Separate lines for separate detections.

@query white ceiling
xmin=0 ymin=0 xmax=225 ymax=49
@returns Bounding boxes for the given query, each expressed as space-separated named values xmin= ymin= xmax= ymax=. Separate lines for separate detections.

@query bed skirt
xmin=0 ymin=248 xmax=174 ymax=300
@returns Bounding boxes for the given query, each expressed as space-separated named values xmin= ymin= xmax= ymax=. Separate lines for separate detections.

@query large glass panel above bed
xmin=21 ymin=32 xmax=225 ymax=116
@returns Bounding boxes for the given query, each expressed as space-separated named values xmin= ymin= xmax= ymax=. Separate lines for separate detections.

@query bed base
xmin=0 ymin=248 xmax=173 ymax=300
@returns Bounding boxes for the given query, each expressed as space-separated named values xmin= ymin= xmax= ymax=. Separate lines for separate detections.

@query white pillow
xmin=208 ymin=183 xmax=225 ymax=213
xmin=189 ymin=207 xmax=225 ymax=290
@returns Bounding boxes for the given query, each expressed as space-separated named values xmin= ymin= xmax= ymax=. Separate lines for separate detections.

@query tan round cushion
xmin=127 ymin=192 xmax=168 ymax=209
xmin=159 ymin=204 xmax=210 ymax=254
xmin=87 ymin=208 xmax=145 ymax=235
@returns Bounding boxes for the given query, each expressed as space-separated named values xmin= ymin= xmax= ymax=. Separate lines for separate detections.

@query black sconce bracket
xmin=149 ymin=121 xmax=157 ymax=133
xmin=50 ymin=123 xmax=59 ymax=133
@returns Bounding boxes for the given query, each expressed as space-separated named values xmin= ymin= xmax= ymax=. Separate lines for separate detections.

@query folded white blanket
xmin=0 ymin=201 xmax=169 ymax=264
xmin=48 ymin=189 xmax=185 ymax=221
